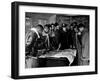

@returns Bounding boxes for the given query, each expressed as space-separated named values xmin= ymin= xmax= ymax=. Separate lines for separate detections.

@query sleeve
xmin=25 ymin=30 xmax=37 ymax=46
xmin=82 ymin=33 xmax=89 ymax=58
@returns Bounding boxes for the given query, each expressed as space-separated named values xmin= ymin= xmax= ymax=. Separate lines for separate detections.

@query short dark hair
xmin=37 ymin=24 xmax=44 ymax=30
xmin=51 ymin=23 xmax=55 ymax=26
xmin=44 ymin=24 xmax=50 ymax=28
xmin=54 ymin=22 xmax=59 ymax=26
xmin=78 ymin=23 xmax=85 ymax=28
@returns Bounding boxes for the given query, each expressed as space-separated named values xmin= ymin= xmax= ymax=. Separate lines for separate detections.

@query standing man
xmin=49 ymin=23 xmax=58 ymax=50
xmin=42 ymin=24 xmax=51 ymax=50
xmin=59 ymin=23 xmax=69 ymax=50
xmin=77 ymin=23 xmax=89 ymax=65
xmin=68 ymin=23 xmax=75 ymax=48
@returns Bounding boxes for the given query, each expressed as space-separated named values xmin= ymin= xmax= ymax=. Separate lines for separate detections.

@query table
xmin=39 ymin=49 xmax=77 ymax=66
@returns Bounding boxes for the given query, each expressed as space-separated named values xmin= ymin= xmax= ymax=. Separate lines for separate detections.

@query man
xmin=54 ymin=23 xmax=61 ymax=50
xmin=25 ymin=24 xmax=44 ymax=57
xmin=73 ymin=22 xmax=78 ymax=49
xmin=68 ymin=22 xmax=77 ymax=49
xmin=49 ymin=23 xmax=58 ymax=50
xmin=58 ymin=23 xmax=69 ymax=50
xmin=77 ymin=23 xmax=89 ymax=65
xmin=25 ymin=24 xmax=45 ymax=68
xmin=42 ymin=24 xmax=50 ymax=50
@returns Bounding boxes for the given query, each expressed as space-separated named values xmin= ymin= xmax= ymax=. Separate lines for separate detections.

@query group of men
xmin=25 ymin=22 xmax=88 ymax=59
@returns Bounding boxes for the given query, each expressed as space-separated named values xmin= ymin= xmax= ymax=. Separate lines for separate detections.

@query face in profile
xmin=44 ymin=26 xmax=49 ymax=33
xmin=37 ymin=26 xmax=43 ymax=34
